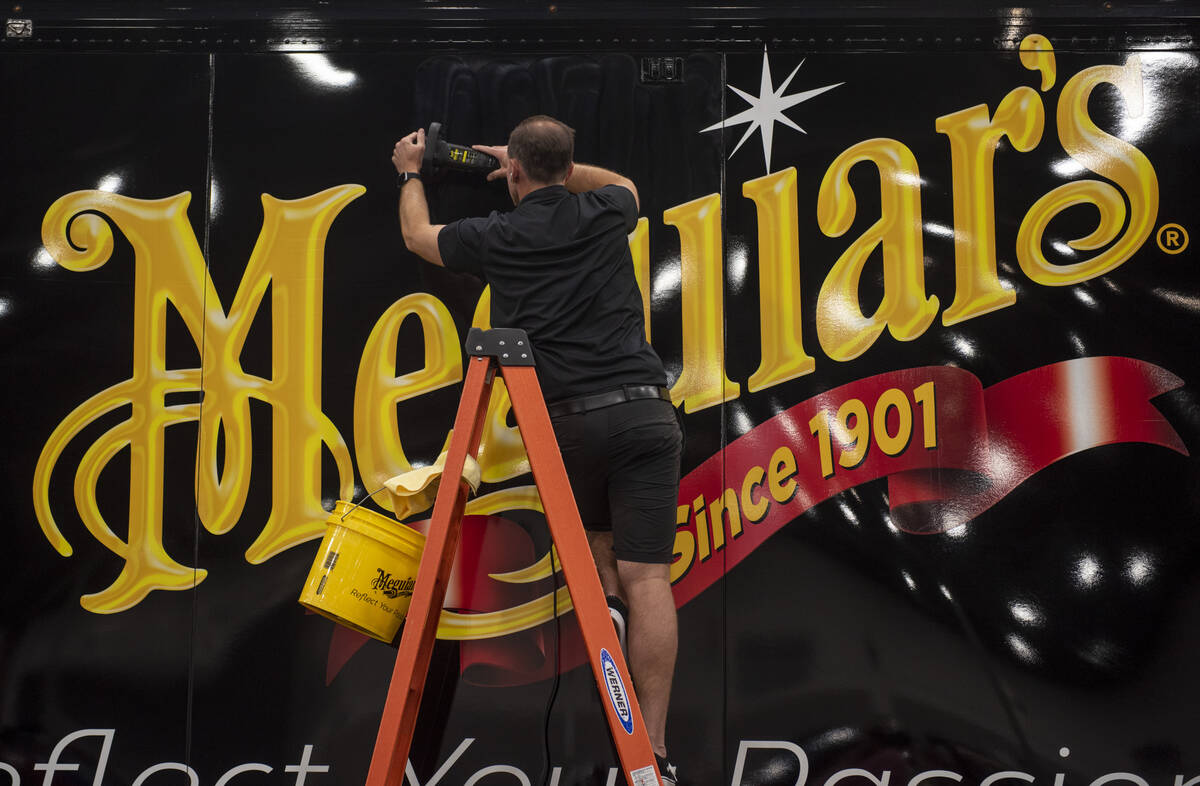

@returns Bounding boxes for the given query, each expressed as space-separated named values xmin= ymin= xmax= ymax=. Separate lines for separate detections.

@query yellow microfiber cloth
xmin=382 ymin=451 xmax=482 ymax=520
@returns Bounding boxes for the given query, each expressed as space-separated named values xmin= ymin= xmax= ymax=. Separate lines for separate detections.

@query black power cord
xmin=541 ymin=551 xmax=563 ymax=786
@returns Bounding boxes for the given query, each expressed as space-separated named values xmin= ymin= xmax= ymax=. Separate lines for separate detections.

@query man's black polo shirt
xmin=437 ymin=184 xmax=667 ymax=403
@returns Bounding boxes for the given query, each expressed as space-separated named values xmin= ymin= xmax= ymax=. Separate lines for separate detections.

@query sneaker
xmin=606 ymin=595 xmax=628 ymax=654
xmin=655 ymin=754 xmax=679 ymax=785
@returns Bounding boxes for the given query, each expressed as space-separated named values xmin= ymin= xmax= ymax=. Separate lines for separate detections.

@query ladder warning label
xmin=630 ymin=765 xmax=659 ymax=786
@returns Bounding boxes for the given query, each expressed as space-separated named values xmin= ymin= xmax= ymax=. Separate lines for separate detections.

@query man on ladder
xmin=392 ymin=115 xmax=683 ymax=784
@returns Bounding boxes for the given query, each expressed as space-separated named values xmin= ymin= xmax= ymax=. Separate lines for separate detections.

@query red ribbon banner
xmin=669 ymin=356 xmax=1187 ymax=608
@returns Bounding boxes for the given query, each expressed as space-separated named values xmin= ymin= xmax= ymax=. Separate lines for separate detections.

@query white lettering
xmin=215 ymin=763 xmax=273 ymax=785
xmin=825 ymin=768 xmax=891 ymax=786
xmin=34 ymin=729 xmax=114 ymax=786
xmin=131 ymin=763 xmax=199 ymax=786
xmin=981 ymin=773 xmax=1036 ymax=786
xmin=406 ymin=738 xmax=474 ymax=786
xmin=910 ymin=772 xmax=964 ymax=786
xmin=463 ymin=766 xmax=531 ymax=785
xmin=731 ymin=740 xmax=809 ymax=786
xmin=284 ymin=745 xmax=328 ymax=786
xmin=1090 ymin=775 xmax=1150 ymax=786
xmin=16 ymin=727 xmax=1189 ymax=786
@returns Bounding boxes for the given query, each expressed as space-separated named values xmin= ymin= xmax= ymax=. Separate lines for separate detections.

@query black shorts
xmin=550 ymin=397 xmax=683 ymax=564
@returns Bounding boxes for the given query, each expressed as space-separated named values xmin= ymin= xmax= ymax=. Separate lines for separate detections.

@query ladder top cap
xmin=465 ymin=327 xmax=536 ymax=366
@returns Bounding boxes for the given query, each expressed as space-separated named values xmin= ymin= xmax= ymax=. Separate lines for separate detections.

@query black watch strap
xmin=397 ymin=171 xmax=422 ymax=187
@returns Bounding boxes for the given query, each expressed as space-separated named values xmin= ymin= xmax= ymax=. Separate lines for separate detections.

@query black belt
xmin=547 ymin=385 xmax=672 ymax=418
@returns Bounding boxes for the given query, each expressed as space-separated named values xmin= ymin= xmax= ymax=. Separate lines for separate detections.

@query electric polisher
xmin=421 ymin=122 xmax=500 ymax=178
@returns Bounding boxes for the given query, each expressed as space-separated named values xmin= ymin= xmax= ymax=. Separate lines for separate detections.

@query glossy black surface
xmin=2 ymin=9 xmax=1199 ymax=786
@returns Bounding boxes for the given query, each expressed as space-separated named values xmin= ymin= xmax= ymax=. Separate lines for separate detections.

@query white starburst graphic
xmin=702 ymin=48 xmax=843 ymax=173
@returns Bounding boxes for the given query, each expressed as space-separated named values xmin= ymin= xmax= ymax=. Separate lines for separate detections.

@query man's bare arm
xmin=392 ymin=129 xmax=446 ymax=266
xmin=565 ymin=163 xmax=639 ymax=212
xmin=398 ymin=179 xmax=445 ymax=266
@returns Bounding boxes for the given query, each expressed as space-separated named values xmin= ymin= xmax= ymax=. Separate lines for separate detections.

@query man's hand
xmin=393 ymin=129 xmax=426 ymax=174
xmin=473 ymin=144 xmax=509 ymax=182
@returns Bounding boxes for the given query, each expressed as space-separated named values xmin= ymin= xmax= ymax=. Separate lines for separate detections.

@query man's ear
xmin=509 ymin=159 xmax=521 ymax=183
xmin=564 ymin=162 xmax=574 ymax=183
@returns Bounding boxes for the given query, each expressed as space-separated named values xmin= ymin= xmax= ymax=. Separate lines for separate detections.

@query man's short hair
xmin=508 ymin=116 xmax=575 ymax=184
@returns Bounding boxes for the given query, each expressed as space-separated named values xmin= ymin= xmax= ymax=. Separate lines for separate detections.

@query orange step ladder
xmin=365 ymin=327 xmax=663 ymax=786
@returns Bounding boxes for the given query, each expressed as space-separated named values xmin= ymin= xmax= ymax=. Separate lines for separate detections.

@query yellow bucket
xmin=299 ymin=500 xmax=426 ymax=643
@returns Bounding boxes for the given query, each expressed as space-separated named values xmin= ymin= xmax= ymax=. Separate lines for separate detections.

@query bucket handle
xmin=339 ymin=485 xmax=390 ymax=520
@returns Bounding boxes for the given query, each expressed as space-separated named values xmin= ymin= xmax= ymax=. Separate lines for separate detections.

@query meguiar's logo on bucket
xmin=371 ymin=569 xmax=416 ymax=599
xmin=298 ymin=501 xmax=426 ymax=642
xmin=600 ymin=649 xmax=634 ymax=734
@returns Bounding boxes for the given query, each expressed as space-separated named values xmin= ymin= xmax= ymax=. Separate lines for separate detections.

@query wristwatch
xmin=397 ymin=171 xmax=422 ymax=187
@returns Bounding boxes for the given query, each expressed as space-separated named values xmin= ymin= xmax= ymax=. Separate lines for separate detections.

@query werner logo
xmin=600 ymin=649 xmax=634 ymax=734
xmin=370 ymin=569 xmax=415 ymax=599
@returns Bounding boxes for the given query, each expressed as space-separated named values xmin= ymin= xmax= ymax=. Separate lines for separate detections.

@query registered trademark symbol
xmin=1156 ymin=223 xmax=1189 ymax=254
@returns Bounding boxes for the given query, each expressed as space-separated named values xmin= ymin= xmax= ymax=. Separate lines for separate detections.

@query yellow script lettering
xmin=664 ymin=194 xmax=739 ymax=412
xmin=743 ymin=169 xmax=817 ymax=390
xmin=936 ymin=85 xmax=1044 ymax=325
xmin=816 ymin=139 xmax=939 ymax=361
xmin=1017 ymin=53 xmax=1159 ymax=285
xmin=35 ymin=186 xmax=360 ymax=612
xmin=354 ymin=293 xmax=462 ymax=490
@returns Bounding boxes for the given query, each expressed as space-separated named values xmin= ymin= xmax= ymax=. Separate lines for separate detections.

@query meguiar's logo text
xmin=370 ymin=570 xmax=415 ymax=599
xmin=33 ymin=35 xmax=1161 ymax=616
